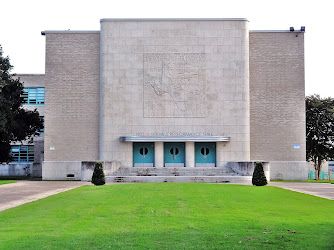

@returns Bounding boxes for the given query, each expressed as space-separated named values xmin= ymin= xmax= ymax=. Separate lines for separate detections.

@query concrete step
xmin=110 ymin=173 xmax=239 ymax=176
xmin=106 ymin=175 xmax=252 ymax=184
xmin=111 ymin=167 xmax=248 ymax=177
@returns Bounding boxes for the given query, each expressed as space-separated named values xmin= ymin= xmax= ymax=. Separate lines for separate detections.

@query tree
xmin=91 ymin=162 xmax=106 ymax=186
xmin=306 ymin=95 xmax=334 ymax=180
xmin=252 ymin=162 xmax=268 ymax=186
xmin=0 ymin=45 xmax=44 ymax=162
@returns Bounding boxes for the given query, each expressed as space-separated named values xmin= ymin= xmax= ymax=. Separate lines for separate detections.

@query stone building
xmin=1 ymin=74 xmax=45 ymax=177
xmin=6 ymin=18 xmax=308 ymax=181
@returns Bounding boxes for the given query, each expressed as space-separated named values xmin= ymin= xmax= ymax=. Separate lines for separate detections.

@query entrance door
xmin=164 ymin=142 xmax=185 ymax=167
xmin=195 ymin=142 xmax=216 ymax=167
xmin=133 ymin=142 xmax=154 ymax=167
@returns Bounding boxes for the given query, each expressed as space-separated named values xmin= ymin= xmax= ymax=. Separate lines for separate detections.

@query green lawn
xmin=307 ymin=180 xmax=334 ymax=184
xmin=0 ymin=176 xmax=34 ymax=180
xmin=0 ymin=183 xmax=333 ymax=249
xmin=0 ymin=180 xmax=15 ymax=185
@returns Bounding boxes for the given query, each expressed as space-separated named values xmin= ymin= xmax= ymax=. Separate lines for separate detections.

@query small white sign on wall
xmin=50 ymin=147 xmax=55 ymax=151
xmin=293 ymin=144 xmax=301 ymax=149
xmin=328 ymin=162 xmax=334 ymax=172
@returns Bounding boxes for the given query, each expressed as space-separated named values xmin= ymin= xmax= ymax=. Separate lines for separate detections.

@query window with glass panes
xmin=22 ymin=87 xmax=45 ymax=105
xmin=10 ymin=145 xmax=34 ymax=162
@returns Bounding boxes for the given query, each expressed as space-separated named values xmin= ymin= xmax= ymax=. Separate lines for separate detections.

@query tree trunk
xmin=316 ymin=159 xmax=322 ymax=181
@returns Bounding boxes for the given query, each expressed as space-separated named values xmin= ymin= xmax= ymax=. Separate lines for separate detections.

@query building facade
xmin=10 ymin=18 xmax=308 ymax=181
xmin=0 ymin=74 xmax=45 ymax=177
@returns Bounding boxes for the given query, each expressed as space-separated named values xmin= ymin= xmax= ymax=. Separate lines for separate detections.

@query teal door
xmin=195 ymin=142 xmax=216 ymax=167
xmin=164 ymin=142 xmax=185 ymax=167
xmin=133 ymin=142 xmax=154 ymax=167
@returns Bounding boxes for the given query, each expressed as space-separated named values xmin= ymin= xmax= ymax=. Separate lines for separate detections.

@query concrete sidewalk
xmin=0 ymin=180 xmax=91 ymax=212
xmin=269 ymin=182 xmax=334 ymax=200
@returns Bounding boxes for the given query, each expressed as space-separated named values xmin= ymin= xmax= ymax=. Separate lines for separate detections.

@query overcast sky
xmin=0 ymin=0 xmax=333 ymax=97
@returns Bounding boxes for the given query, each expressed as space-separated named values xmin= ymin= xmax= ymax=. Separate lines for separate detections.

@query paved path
xmin=0 ymin=181 xmax=91 ymax=212
xmin=269 ymin=182 xmax=334 ymax=200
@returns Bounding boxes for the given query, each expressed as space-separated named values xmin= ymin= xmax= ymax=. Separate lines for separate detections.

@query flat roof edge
xmin=250 ymin=30 xmax=305 ymax=33
xmin=14 ymin=74 xmax=45 ymax=76
xmin=101 ymin=18 xmax=248 ymax=22
xmin=41 ymin=30 xmax=100 ymax=35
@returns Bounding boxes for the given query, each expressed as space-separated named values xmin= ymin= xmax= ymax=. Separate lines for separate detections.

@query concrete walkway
xmin=269 ymin=182 xmax=334 ymax=200
xmin=0 ymin=181 xmax=91 ymax=212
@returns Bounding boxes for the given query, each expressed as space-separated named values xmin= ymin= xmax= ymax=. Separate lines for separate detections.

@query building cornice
xmin=41 ymin=30 xmax=100 ymax=35
xmin=101 ymin=18 xmax=248 ymax=22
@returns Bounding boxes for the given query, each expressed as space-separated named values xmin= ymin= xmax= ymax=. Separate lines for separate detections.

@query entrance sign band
xmin=120 ymin=136 xmax=230 ymax=142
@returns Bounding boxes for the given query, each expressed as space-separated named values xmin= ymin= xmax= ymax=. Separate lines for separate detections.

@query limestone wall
xmin=100 ymin=19 xmax=251 ymax=167
xmin=44 ymin=32 xmax=100 ymax=162
xmin=15 ymin=74 xmax=45 ymax=88
xmin=249 ymin=31 xmax=306 ymax=162
xmin=269 ymin=161 xmax=308 ymax=181
xmin=0 ymin=163 xmax=40 ymax=177
xmin=42 ymin=161 xmax=81 ymax=180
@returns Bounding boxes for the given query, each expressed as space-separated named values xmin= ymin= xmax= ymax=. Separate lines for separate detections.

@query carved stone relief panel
xmin=144 ymin=53 xmax=206 ymax=117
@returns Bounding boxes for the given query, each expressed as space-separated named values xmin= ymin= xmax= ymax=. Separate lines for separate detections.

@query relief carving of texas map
xmin=144 ymin=53 xmax=206 ymax=117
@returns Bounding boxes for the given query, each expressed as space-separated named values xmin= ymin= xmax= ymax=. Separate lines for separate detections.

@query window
xmin=11 ymin=145 xmax=34 ymax=162
xmin=22 ymin=87 xmax=45 ymax=105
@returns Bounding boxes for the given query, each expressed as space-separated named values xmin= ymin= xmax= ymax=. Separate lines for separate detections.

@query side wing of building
xmin=1 ymin=74 xmax=45 ymax=177
xmin=43 ymin=32 xmax=100 ymax=178
xmin=249 ymin=31 xmax=307 ymax=179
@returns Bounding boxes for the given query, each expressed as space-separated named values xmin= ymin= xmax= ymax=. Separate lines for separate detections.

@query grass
xmin=0 ymin=176 xmax=37 ymax=180
xmin=0 ymin=180 xmax=15 ymax=185
xmin=307 ymin=180 xmax=334 ymax=184
xmin=0 ymin=183 xmax=333 ymax=249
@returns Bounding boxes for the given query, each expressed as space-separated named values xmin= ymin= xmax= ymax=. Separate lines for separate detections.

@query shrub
xmin=92 ymin=161 xmax=105 ymax=186
xmin=252 ymin=162 xmax=268 ymax=186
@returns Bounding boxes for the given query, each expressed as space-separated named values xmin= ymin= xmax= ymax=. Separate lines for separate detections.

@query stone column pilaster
xmin=186 ymin=141 xmax=195 ymax=167
xmin=154 ymin=142 xmax=164 ymax=168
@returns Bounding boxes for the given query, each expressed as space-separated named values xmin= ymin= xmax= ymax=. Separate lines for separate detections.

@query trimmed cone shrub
xmin=252 ymin=162 xmax=268 ymax=186
xmin=92 ymin=161 xmax=106 ymax=186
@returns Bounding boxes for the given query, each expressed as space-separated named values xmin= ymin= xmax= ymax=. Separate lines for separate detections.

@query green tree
xmin=91 ymin=162 xmax=106 ymax=186
xmin=252 ymin=162 xmax=268 ymax=186
xmin=306 ymin=95 xmax=334 ymax=180
xmin=0 ymin=45 xmax=44 ymax=162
